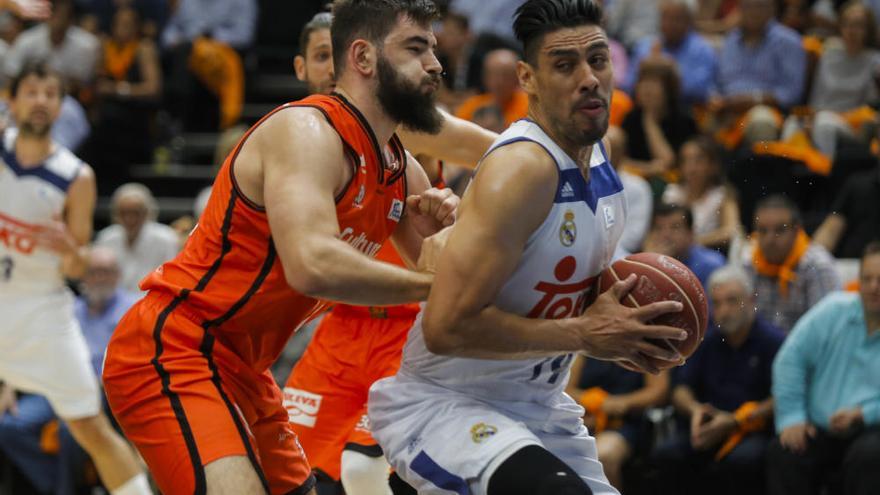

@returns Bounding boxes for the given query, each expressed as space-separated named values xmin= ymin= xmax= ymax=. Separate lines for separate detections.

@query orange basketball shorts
xmin=103 ymin=292 xmax=315 ymax=495
xmin=282 ymin=304 xmax=417 ymax=481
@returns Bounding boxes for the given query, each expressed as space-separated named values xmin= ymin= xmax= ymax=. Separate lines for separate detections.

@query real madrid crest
xmin=559 ymin=210 xmax=576 ymax=247
xmin=470 ymin=422 xmax=498 ymax=444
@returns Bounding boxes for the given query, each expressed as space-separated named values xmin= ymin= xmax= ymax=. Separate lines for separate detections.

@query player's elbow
xmin=283 ymin=259 xmax=333 ymax=298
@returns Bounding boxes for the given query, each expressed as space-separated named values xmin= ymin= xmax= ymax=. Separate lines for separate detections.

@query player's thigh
xmin=0 ymin=316 xmax=101 ymax=420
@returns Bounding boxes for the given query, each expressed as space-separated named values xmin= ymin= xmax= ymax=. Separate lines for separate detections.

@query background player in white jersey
xmin=0 ymin=63 xmax=150 ymax=495
xmin=368 ymin=1 xmax=688 ymax=494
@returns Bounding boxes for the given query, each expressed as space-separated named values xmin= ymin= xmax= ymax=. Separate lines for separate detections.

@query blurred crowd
xmin=1 ymin=0 xmax=879 ymax=494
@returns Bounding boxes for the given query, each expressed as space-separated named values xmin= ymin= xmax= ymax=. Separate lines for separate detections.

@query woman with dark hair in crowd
xmin=663 ymin=136 xmax=743 ymax=250
xmin=621 ymin=57 xmax=698 ymax=188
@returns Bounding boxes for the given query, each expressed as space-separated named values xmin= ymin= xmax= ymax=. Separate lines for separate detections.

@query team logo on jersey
xmin=282 ymin=387 xmax=322 ymax=428
xmin=529 ymin=256 xmax=596 ymax=319
xmin=353 ymin=185 xmax=366 ymax=208
xmin=0 ymin=212 xmax=37 ymax=255
xmin=339 ymin=227 xmax=382 ymax=257
xmin=354 ymin=414 xmax=372 ymax=434
xmin=388 ymin=199 xmax=404 ymax=222
xmin=559 ymin=210 xmax=577 ymax=247
xmin=470 ymin=423 xmax=498 ymax=444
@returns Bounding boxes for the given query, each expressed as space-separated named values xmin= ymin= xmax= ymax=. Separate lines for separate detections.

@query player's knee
xmin=487 ymin=445 xmax=592 ymax=495
xmin=340 ymin=449 xmax=391 ymax=495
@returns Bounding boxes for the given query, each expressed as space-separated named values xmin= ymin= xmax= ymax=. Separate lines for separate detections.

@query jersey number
xmin=1 ymin=256 xmax=12 ymax=282
xmin=529 ymin=353 xmax=574 ymax=385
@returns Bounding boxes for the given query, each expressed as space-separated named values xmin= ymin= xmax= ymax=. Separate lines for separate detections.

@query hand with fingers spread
xmin=405 ymin=187 xmax=459 ymax=238
xmin=780 ymin=422 xmax=817 ymax=454
xmin=578 ymin=274 xmax=687 ymax=374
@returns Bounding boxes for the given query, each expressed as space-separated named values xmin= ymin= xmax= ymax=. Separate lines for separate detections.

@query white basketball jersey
xmin=399 ymin=119 xmax=627 ymax=403
xmin=0 ymin=129 xmax=83 ymax=296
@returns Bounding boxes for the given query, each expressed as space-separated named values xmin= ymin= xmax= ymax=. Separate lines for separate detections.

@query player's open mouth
xmin=577 ymin=100 xmax=605 ymax=117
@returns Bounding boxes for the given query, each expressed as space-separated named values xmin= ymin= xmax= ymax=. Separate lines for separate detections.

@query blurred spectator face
xmin=660 ymin=1 xmax=691 ymax=46
xmin=754 ymin=206 xmax=798 ymax=265
xmin=524 ymin=25 xmax=612 ymax=148
xmin=680 ymin=141 xmax=717 ymax=189
xmin=482 ymin=49 xmax=521 ymax=103
xmin=295 ymin=27 xmax=335 ymax=96
xmin=711 ymin=278 xmax=755 ymax=336
xmin=651 ymin=211 xmax=692 ymax=259
xmin=437 ymin=14 xmax=471 ymax=57
xmin=47 ymin=0 xmax=74 ymax=40
xmin=860 ymin=252 xmax=880 ymax=316
xmin=111 ymin=7 xmax=139 ymax=43
xmin=115 ymin=194 xmax=149 ymax=241
xmin=739 ymin=0 xmax=775 ymax=36
xmin=10 ymin=73 xmax=63 ymax=138
xmin=635 ymin=75 xmax=667 ymax=112
xmin=81 ymin=248 xmax=121 ymax=308
xmin=840 ymin=4 xmax=872 ymax=54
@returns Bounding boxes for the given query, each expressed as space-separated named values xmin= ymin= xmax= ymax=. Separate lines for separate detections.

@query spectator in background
xmin=710 ymin=0 xmax=806 ymax=147
xmin=814 ymin=163 xmax=880 ymax=258
xmin=767 ymin=242 xmax=880 ymax=495
xmin=643 ymin=203 xmax=726 ymax=289
xmin=73 ymin=0 xmax=168 ymax=37
xmin=696 ymin=0 xmax=741 ymax=35
xmin=161 ymin=0 xmax=257 ymax=131
xmin=470 ymin=104 xmax=506 ymax=134
xmin=293 ymin=12 xmax=334 ymax=96
xmin=456 ymin=48 xmax=528 ymax=126
xmin=3 ymin=0 xmax=100 ymax=90
xmin=566 ymin=356 xmax=670 ymax=491
xmin=797 ymin=1 xmax=880 ymax=158
xmin=625 ymin=0 xmax=717 ymax=106
xmin=663 ymin=136 xmax=743 ymax=250
xmin=87 ymin=5 xmax=162 ymax=176
xmin=604 ymin=0 xmax=659 ymax=49
xmin=607 ymin=126 xmax=652 ymax=253
xmin=653 ymin=265 xmax=784 ymax=495
xmin=0 ymin=247 xmax=138 ymax=495
xmin=448 ymin=0 xmax=519 ymax=41
xmin=742 ymin=195 xmax=840 ymax=332
xmin=95 ymin=183 xmax=180 ymax=293
xmin=435 ymin=11 xmax=480 ymax=94
xmin=621 ymin=57 xmax=697 ymax=181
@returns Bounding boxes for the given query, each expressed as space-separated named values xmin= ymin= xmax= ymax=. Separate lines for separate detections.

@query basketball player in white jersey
xmin=0 ymin=64 xmax=151 ymax=495
xmin=368 ymin=1 xmax=688 ymax=494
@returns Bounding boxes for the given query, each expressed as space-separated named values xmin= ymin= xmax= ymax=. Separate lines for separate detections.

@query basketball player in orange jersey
xmin=287 ymin=12 xmax=497 ymax=495
xmin=101 ymin=1 xmax=458 ymax=494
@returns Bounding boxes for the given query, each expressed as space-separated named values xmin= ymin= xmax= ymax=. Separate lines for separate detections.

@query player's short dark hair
xmin=330 ymin=0 xmax=440 ymax=76
xmin=299 ymin=12 xmax=333 ymax=56
xmin=8 ymin=62 xmax=66 ymax=98
xmin=513 ymin=0 xmax=604 ymax=65
xmin=653 ymin=203 xmax=694 ymax=231
xmin=754 ymin=194 xmax=802 ymax=228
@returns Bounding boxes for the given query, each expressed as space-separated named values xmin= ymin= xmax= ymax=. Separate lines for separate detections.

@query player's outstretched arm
xmin=34 ymin=165 xmax=95 ymax=280
xmin=422 ymin=142 xmax=687 ymax=367
xmin=398 ymin=109 xmax=497 ymax=167
xmin=260 ymin=108 xmax=432 ymax=306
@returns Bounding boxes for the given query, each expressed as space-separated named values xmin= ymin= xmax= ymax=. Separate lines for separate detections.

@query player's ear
xmin=293 ymin=55 xmax=306 ymax=81
xmin=350 ymin=39 xmax=377 ymax=77
xmin=518 ymin=60 xmax=537 ymax=96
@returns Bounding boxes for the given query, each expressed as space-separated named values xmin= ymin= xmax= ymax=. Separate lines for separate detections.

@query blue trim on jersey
xmin=410 ymin=451 xmax=470 ymax=495
xmin=555 ymin=161 xmax=624 ymax=212
xmin=484 ymin=136 xmax=559 ymax=169
xmin=0 ymin=147 xmax=73 ymax=192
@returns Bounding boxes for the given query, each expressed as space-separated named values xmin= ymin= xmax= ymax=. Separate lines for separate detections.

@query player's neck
xmin=14 ymin=134 xmax=53 ymax=168
xmin=526 ymin=109 xmax=593 ymax=176
xmin=334 ymin=85 xmax=398 ymax=148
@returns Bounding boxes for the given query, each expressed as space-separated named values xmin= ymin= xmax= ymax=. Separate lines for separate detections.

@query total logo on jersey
xmin=528 ymin=256 xmax=596 ymax=319
xmin=283 ymin=387 xmax=322 ymax=428
xmin=339 ymin=227 xmax=382 ymax=257
xmin=0 ymin=212 xmax=38 ymax=255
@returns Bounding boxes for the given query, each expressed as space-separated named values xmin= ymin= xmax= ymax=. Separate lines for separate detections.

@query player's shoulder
xmin=252 ymin=105 xmax=341 ymax=150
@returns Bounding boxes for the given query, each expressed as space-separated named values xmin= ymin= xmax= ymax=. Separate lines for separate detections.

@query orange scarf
xmin=752 ymin=229 xmax=810 ymax=299
xmin=103 ymin=41 xmax=138 ymax=81
xmin=715 ymin=401 xmax=766 ymax=461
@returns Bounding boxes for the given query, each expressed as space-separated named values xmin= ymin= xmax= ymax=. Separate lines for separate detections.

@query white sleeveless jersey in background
xmin=0 ymin=128 xmax=83 ymax=296
xmin=398 ymin=119 xmax=627 ymax=404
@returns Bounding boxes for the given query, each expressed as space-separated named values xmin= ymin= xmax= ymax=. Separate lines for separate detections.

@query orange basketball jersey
xmin=140 ymin=94 xmax=409 ymax=371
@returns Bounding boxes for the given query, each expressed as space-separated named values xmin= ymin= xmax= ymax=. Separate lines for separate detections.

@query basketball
xmin=597 ymin=252 xmax=709 ymax=360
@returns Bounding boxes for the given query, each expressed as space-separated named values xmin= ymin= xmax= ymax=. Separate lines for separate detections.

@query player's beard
xmin=376 ymin=55 xmax=443 ymax=135
xmin=18 ymin=119 xmax=52 ymax=138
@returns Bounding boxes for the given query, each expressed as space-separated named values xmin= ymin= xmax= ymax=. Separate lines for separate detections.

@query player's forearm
xmin=285 ymin=239 xmax=431 ymax=305
xmin=423 ymin=305 xmax=584 ymax=360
